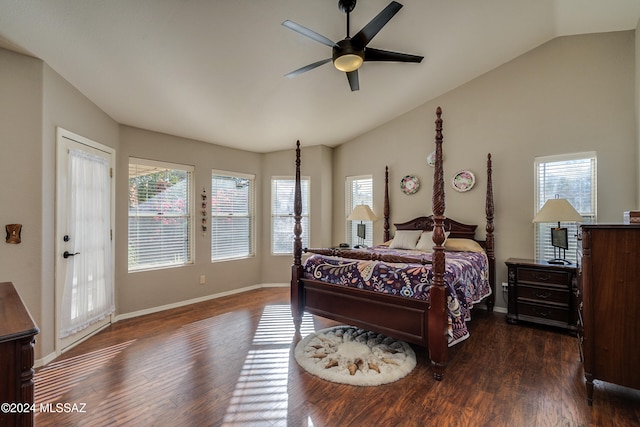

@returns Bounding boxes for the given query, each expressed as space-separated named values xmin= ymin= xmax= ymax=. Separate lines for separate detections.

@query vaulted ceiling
xmin=1 ymin=0 xmax=639 ymax=152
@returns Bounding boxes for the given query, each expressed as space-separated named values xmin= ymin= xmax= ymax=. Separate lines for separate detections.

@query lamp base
xmin=547 ymin=258 xmax=572 ymax=265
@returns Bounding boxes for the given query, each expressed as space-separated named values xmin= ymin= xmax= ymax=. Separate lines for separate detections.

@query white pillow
xmin=415 ymin=230 xmax=450 ymax=251
xmin=389 ymin=230 xmax=422 ymax=250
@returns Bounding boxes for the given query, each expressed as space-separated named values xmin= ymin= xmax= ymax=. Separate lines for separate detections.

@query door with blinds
xmin=55 ymin=128 xmax=115 ymax=352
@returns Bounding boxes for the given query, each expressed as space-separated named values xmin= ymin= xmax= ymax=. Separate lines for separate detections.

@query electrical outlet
xmin=502 ymin=282 xmax=508 ymax=290
xmin=199 ymin=275 xmax=206 ymax=285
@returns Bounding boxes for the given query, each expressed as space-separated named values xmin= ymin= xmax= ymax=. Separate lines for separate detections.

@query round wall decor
xmin=452 ymin=170 xmax=475 ymax=192
xmin=400 ymin=175 xmax=420 ymax=195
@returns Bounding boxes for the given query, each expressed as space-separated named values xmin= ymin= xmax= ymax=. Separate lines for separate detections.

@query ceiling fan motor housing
xmin=338 ymin=0 xmax=357 ymax=14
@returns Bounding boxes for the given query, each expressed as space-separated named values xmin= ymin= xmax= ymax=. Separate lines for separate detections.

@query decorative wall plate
xmin=427 ymin=151 xmax=437 ymax=167
xmin=452 ymin=170 xmax=475 ymax=192
xmin=400 ymin=175 xmax=420 ymax=195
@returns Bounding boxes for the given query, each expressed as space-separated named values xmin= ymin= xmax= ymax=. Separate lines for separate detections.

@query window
xmin=128 ymin=158 xmax=193 ymax=271
xmin=211 ymin=170 xmax=255 ymax=261
xmin=534 ymin=152 xmax=597 ymax=263
xmin=346 ymin=175 xmax=374 ymax=247
xmin=272 ymin=177 xmax=309 ymax=254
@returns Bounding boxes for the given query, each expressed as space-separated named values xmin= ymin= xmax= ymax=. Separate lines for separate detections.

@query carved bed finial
xmin=484 ymin=153 xmax=495 ymax=311
xmin=430 ymin=106 xmax=447 ymax=381
xmin=384 ymin=166 xmax=390 ymax=243
xmin=293 ymin=140 xmax=302 ymax=267
xmin=292 ymin=140 xmax=304 ymax=331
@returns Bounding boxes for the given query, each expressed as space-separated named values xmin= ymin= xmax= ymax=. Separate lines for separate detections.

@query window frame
xmin=534 ymin=152 xmax=597 ymax=263
xmin=271 ymin=176 xmax=310 ymax=255
xmin=345 ymin=175 xmax=374 ymax=247
xmin=211 ymin=169 xmax=256 ymax=262
xmin=128 ymin=157 xmax=194 ymax=272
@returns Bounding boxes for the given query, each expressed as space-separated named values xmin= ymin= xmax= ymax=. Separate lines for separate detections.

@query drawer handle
xmin=534 ymin=274 xmax=551 ymax=282
xmin=534 ymin=290 xmax=551 ymax=299
xmin=533 ymin=307 xmax=551 ymax=317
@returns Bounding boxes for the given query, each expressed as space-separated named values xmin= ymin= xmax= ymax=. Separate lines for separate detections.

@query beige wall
xmin=0 ymin=49 xmax=120 ymax=360
xmin=637 ymin=18 xmax=640 ymax=206
xmin=333 ymin=31 xmax=636 ymax=311
xmin=0 ymin=49 xmax=44 ymax=347
xmin=117 ymin=126 xmax=263 ymax=314
xmin=0 ymin=28 xmax=637 ymax=360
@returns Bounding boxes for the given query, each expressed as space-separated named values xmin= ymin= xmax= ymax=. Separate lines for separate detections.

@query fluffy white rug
xmin=294 ymin=326 xmax=416 ymax=386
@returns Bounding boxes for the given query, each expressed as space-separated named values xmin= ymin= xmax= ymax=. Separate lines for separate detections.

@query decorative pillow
xmin=389 ymin=230 xmax=422 ymax=250
xmin=444 ymin=238 xmax=484 ymax=253
xmin=416 ymin=230 xmax=450 ymax=251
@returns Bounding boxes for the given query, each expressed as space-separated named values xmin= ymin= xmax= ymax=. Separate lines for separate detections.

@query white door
xmin=55 ymin=128 xmax=115 ymax=352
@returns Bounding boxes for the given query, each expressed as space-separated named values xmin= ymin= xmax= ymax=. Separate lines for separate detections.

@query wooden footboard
xmin=300 ymin=278 xmax=430 ymax=347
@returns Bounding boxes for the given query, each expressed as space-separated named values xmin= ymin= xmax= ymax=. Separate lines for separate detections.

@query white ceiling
xmin=1 ymin=0 xmax=639 ymax=153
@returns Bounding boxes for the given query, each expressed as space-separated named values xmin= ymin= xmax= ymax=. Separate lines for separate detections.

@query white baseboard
xmin=115 ymin=282 xmax=288 ymax=321
xmin=36 ymin=352 xmax=58 ymax=368
xmin=35 ymin=283 xmax=288 ymax=368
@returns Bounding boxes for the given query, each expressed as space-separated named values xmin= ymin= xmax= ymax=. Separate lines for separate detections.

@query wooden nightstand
xmin=505 ymin=258 xmax=578 ymax=334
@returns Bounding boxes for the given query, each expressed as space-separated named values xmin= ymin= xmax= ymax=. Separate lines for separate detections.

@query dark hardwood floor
xmin=34 ymin=287 xmax=640 ymax=426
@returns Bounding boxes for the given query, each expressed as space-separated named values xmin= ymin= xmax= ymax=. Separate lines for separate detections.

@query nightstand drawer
xmin=517 ymin=301 xmax=569 ymax=324
xmin=518 ymin=268 xmax=571 ymax=287
xmin=517 ymin=284 xmax=569 ymax=306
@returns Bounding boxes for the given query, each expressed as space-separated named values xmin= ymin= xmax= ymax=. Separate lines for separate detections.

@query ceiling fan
xmin=282 ymin=0 xmax=423 ymax=91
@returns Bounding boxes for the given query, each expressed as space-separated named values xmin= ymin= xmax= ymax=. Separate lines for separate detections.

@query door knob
xmin=63 ymin=251 xmax=80 ymax=259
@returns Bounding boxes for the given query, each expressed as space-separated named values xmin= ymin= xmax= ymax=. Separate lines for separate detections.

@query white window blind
xmin=534 ymin=152 xmax=597 ymax=263
xmin=272 ymin=177 xmax=309 ymax=254
xmin=346 ymin=175 xmax=374 ymax=247
xmin=211 ymin=171 xmax=255 ymax=261
xmin=128 ymin=158 xmax=193 ymax=271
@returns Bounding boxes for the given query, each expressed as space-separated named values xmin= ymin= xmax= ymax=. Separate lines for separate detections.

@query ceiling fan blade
xmin=282 ymin=20 xmax=337 ymax=47
xmin=364 ymin=47 xmax=423 ymax=63
xmin=346 ymin=70 xmax=359 ymax=91
xmin=285 ymin=58 xmax=332 ymax=79
xmin=351 ymin=1 xmax=403 ymax=48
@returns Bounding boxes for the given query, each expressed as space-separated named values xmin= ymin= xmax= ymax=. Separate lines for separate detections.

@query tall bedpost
xmin=383 ymin=166 xmax=390 ymax=243
xmin=429 ymin=106 xmax=447 ymax=381
xmin=485 ymin=153 xmax=496 ymax=311
xmin=291 ymin=141 xmax=303 ymax=331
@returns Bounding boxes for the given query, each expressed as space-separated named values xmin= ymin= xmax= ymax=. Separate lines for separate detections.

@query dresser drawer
xmin=517 ymin=284 xmax=569 ymax=306
xmin=518 ymin=267 xmax=571 ymax=287
xmin=517 ymin=301 xmax=569 ymax=324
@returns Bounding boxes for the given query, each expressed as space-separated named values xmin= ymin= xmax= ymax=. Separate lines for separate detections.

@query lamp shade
xmin=347 ymin=204 xmax=377 ymax=221
xmin=532 ymin=198 xmax=583 ymax=223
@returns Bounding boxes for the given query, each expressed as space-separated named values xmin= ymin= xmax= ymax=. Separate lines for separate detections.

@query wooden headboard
xmin=394 ymin=215 xmax=478 ymax=240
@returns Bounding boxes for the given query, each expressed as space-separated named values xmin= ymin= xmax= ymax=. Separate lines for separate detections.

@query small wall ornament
xmin=201 ymin=188 xmax=208 ymax=235
xmin=5 ymin=224 xmax=22 ymax=244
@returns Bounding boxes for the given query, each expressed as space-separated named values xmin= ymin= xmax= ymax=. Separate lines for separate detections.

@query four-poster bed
xmin=291 ymin=107 xmax=495 ymax=380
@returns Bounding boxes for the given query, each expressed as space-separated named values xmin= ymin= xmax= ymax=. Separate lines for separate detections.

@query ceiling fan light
xmin=334 ymin=54 xmax=363 ymax=72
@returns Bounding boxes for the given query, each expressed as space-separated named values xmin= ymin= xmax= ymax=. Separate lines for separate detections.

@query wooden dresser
xmin=579 ymin=225 xmax=640 ymax=405
xmin=0 ymin=282 xmax=39 ymax=427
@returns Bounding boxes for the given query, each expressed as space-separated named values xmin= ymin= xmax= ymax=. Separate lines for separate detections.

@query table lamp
xmin=532 ymin=197 xmax=583 ymax=264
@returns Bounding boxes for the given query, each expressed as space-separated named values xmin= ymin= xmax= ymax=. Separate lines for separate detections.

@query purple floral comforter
xmin=302 ymin=247 xmax=492 ymax=346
